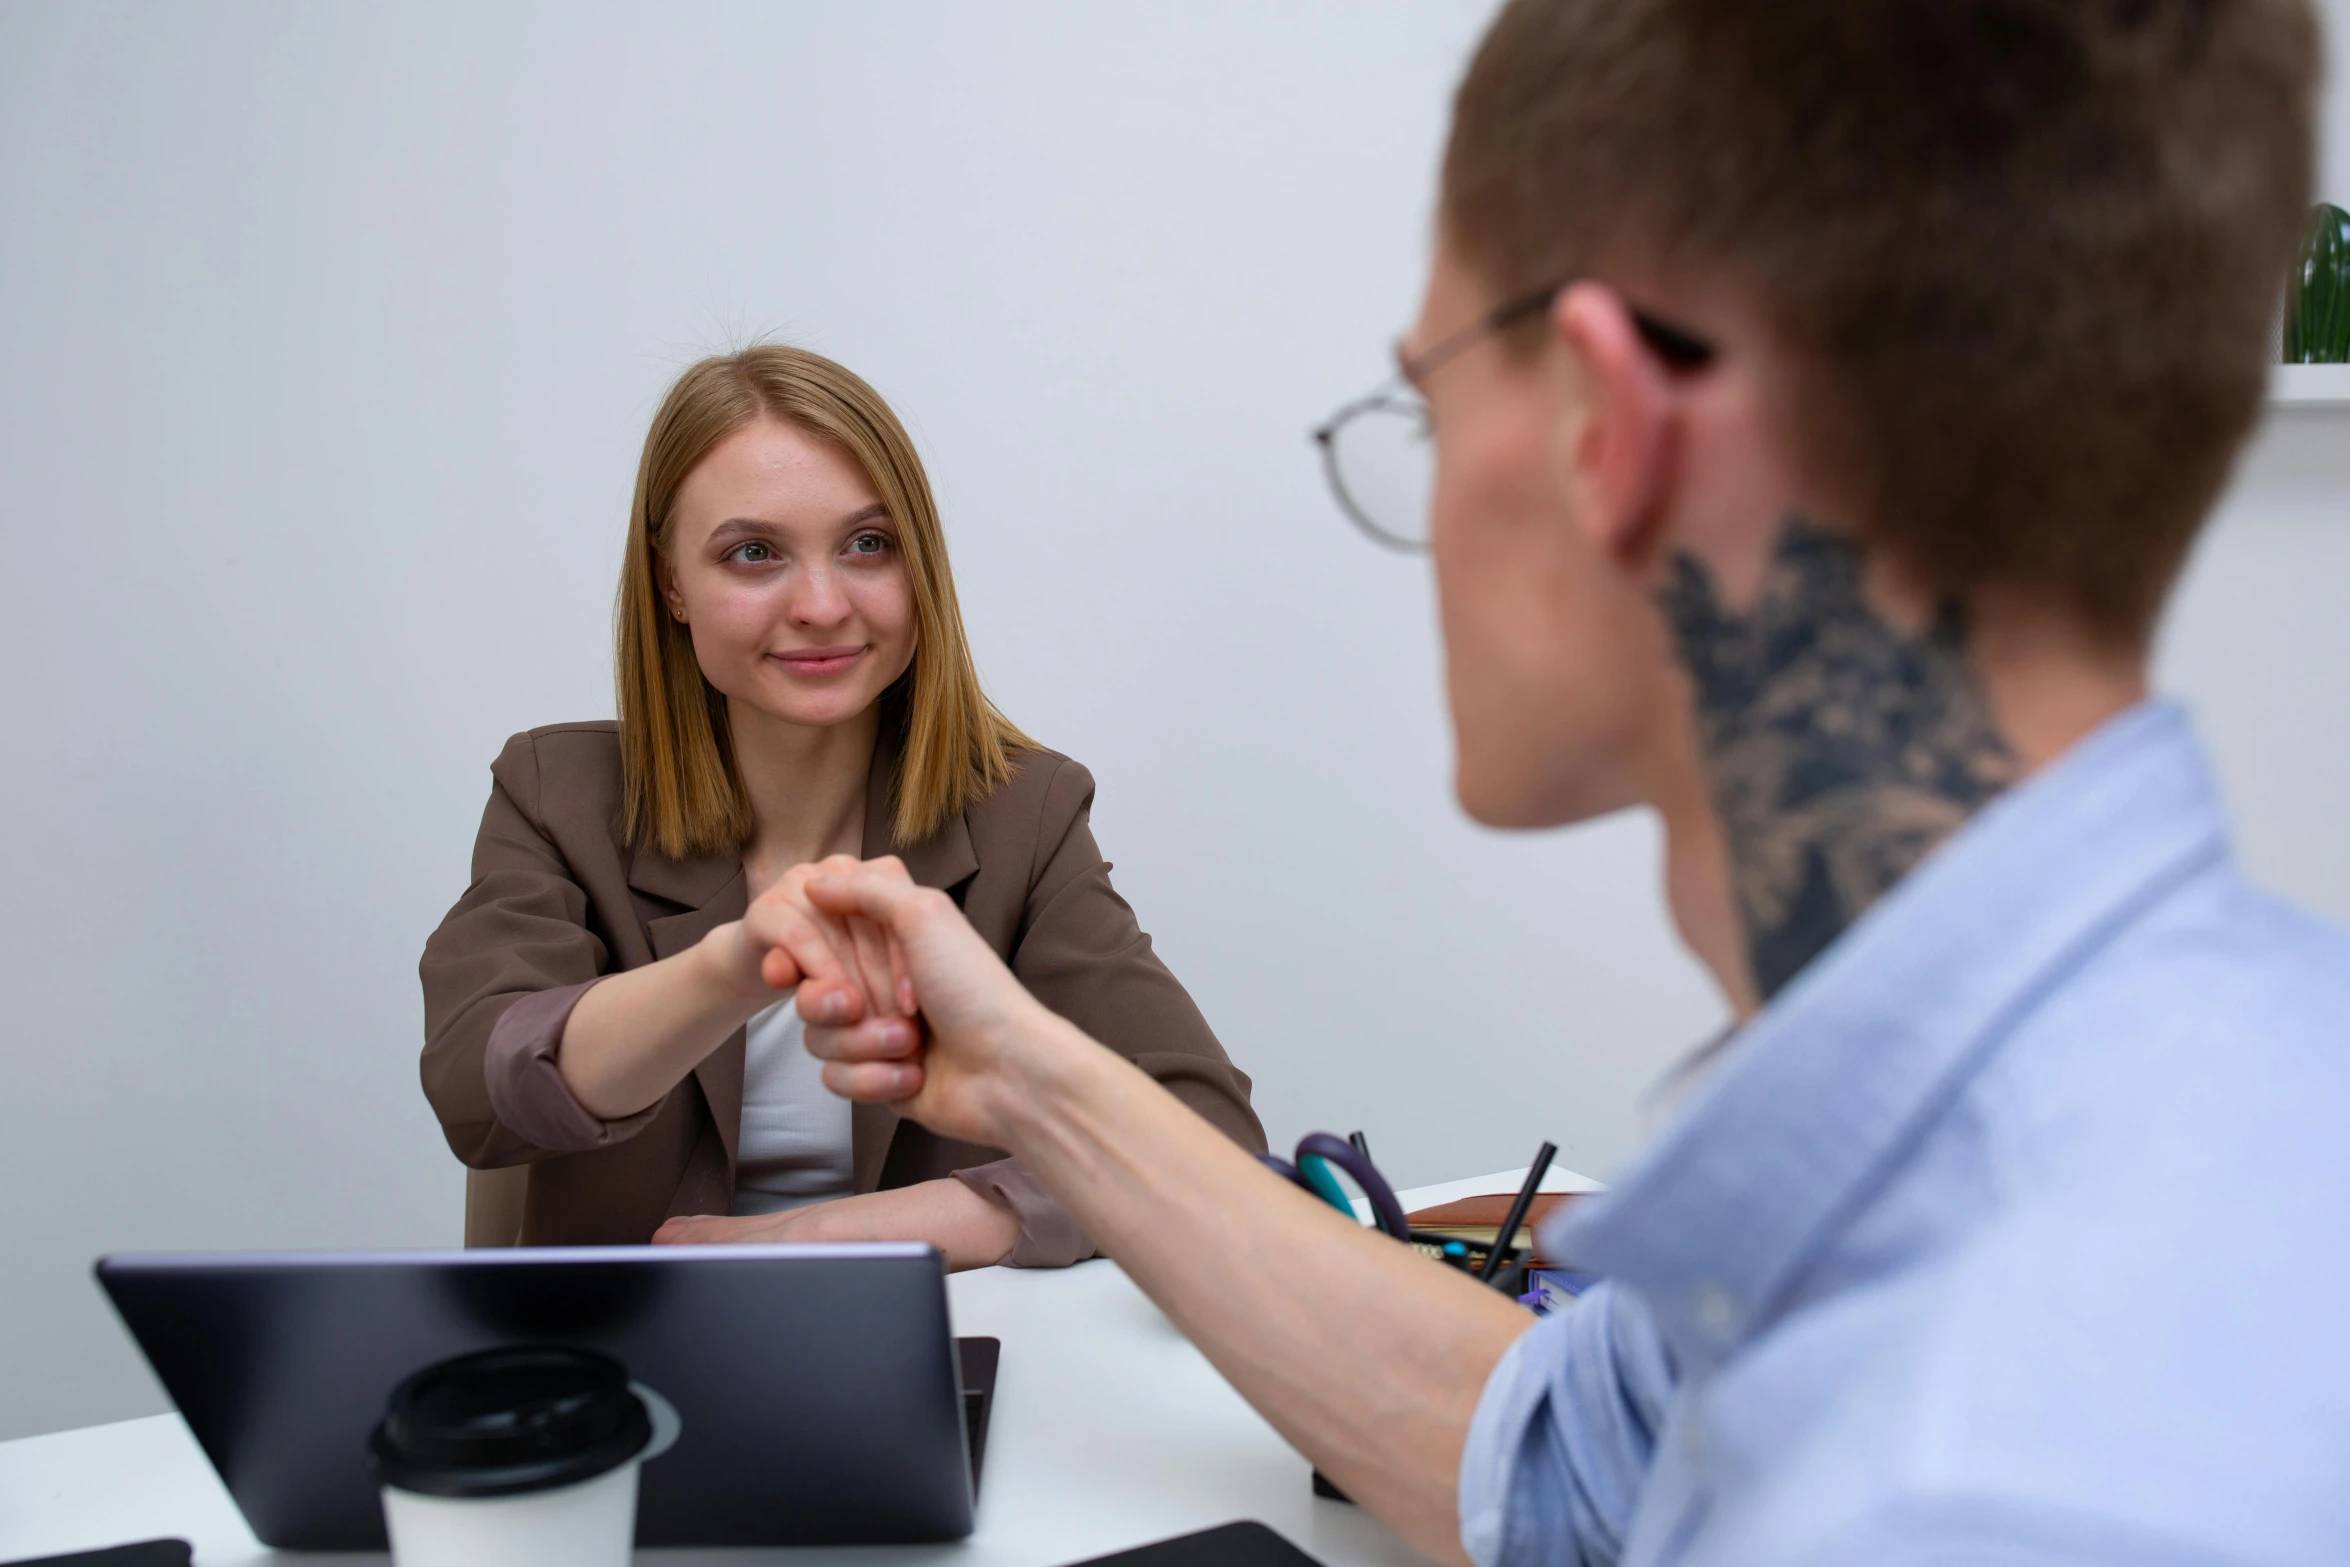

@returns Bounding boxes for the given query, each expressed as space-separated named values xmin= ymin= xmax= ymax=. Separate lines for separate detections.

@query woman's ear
xmin=1550 ymin=282 xmax=1679 ymax=568
xmin=655 ymin=551 xmax=690 ymax=624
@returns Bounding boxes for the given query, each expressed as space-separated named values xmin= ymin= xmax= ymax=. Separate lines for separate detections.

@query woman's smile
xmin=771 ymin=644 xmax=868 ymax=678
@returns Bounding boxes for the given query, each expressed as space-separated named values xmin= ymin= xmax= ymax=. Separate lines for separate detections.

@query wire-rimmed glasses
xmin=1313 ymin=384 xmax=1436 ymax=552
xmin=1312 ymin=281 xmax=1718 ymax=553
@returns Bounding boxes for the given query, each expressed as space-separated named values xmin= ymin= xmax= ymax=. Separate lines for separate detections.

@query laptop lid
xmin=96 ymin=1243 xmax=983 ymax=1549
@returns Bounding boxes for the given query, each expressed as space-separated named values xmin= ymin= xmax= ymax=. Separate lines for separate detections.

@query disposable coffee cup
xmin=368 ymin=1344 xmax=652 ymax=1567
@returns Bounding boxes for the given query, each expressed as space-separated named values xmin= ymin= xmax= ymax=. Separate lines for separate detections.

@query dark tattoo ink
xmin=1658 ymin=519 xmax=2019 ymax=999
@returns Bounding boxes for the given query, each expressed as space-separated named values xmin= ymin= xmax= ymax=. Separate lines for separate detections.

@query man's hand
xmin=796 ymin=860 xmax=1078 ymax=1151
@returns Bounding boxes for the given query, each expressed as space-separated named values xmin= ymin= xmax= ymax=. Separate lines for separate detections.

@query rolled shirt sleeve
xmin=949 ymin=1158 xmax=1091 ymax=1268
xmin=481 ymin=976 xmax=663 ymax=1153
xmin=421 ymin=735 xmax=628 ymax=1170
xmin=1460 ymin=1282 xmax=1679 ymax=1567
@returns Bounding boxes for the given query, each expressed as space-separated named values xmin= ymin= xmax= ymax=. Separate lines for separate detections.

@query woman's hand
xmin=651 ymin=1209 xmax=805 ymax=1247
xmin=796 ymin=861 xmax=1088 ymax=1153
xmin=649 ymin=1179 xmax=1020 ymax=1271
xmin=699 ymin=853 xmax=911 ymax=1015
xmin=558 ymin=856 xmax=900 ymax=1122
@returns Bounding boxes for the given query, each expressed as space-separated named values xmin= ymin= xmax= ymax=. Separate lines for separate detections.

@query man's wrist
xmin=983 ymin=1006 xmax=1125 ymax=1166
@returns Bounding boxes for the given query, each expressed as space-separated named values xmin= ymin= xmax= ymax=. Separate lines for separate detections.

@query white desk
xmin=0 ymin=1167 xmax=1598 ymax=1567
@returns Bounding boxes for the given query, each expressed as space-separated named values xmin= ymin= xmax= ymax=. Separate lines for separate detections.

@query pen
xmin=1477 ymin=1141 xmax=1558 ymax=1284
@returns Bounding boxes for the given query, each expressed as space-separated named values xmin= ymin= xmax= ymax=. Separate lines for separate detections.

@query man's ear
xmin=1550 ymin=282 xmax=1678 ymax=566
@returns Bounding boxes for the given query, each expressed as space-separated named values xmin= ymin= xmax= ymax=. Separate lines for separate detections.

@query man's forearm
xmin=1000 ymin=1013 xmax=1532 ymax=1565
xmin=791 ymin=866 xmax=1537 ymax=1561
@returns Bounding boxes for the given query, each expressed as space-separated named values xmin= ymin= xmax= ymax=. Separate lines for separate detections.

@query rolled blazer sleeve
xmin=419 ymin=735 xmax=655 ymax=1168
xmin=952 ymin=757 xmax=1266 ymax=1267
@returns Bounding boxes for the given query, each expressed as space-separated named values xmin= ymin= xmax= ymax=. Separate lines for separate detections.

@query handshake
xmin=700 ymin=853 xmax=1056 ymax=1155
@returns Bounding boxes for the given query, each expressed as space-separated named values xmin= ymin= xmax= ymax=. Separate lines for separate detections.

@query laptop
xmin=95 ymin=1242 xmax=998 ymax=1549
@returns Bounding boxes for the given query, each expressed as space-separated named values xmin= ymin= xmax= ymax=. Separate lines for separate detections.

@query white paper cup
xmin=381 ymin=1456 xmax=640 ymax=1567
xmin=369 ymin=1345 xmax=652 ymax=1567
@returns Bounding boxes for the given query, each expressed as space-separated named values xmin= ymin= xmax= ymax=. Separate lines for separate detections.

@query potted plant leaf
xmin=2284 ymin=202 xmax=2349 ymax=364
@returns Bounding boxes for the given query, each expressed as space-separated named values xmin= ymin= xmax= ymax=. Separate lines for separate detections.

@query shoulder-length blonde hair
xmin=616 ymin=345 xmax=1032 ymax=859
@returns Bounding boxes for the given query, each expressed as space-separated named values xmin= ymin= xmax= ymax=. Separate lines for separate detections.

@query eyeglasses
xmin=1311 ymin=281 xmax=1718 ymax=553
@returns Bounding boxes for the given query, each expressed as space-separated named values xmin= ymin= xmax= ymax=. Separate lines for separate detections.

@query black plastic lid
xmin=368 ymin=1344 xmax=651 ymax=1499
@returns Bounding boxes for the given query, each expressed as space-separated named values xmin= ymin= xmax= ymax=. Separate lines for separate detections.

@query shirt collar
xmin=1544 ymin=700 xmax=2230 ymax=1372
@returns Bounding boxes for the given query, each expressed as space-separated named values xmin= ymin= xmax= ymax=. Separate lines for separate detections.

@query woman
xmin=420 ymin=345 xmax=1261 ymax=1267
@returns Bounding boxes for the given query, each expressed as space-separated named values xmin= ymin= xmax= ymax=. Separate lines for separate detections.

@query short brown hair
xmin=1444 ymin=0 xmax=2319 ymax=645
xmin=615 ymin=346 xmax=1032 ymax=858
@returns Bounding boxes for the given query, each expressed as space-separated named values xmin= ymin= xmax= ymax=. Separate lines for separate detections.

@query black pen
xmin=1477 ymin=1141 xmax=1558 ymax=1285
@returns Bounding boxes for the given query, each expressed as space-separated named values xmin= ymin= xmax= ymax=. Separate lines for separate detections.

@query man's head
xmin=1423 ymin=0 xmax=2319 ymax=831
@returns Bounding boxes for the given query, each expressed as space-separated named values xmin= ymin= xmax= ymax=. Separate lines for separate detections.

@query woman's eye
xmin=847 ymin=532 xmax=891 ymax=557
xmin=728 ymin=541 xmax=774 ymax=564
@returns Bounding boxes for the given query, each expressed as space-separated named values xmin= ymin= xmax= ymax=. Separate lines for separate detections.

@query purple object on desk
xmin=1521 ymin=1267 xmax=1601 ymax=1317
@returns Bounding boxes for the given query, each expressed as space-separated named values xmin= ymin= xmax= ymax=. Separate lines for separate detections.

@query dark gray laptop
xmin=95 ymin=1242 xmax=998 ymax=1549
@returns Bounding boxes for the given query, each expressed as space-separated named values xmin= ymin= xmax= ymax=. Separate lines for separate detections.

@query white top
xmin=728 ymin=995 xmax=855 ymax=1217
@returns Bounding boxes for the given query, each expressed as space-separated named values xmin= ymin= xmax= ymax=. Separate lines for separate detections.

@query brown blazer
xmin=420 ymin=720 xmax=1262 ymax=1262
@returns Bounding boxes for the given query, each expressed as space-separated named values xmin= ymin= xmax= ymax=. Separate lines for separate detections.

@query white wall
xmin=1 ymin=1 xmax=2344 ymax=1443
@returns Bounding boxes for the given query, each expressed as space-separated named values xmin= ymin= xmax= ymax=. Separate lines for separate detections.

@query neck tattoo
xmin=1658 ymin=518 xmax=2019 ymax=1000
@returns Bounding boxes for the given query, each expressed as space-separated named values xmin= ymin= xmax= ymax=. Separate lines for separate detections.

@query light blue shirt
xmin=1461 ymin=702 xmax=2350 ymax=1566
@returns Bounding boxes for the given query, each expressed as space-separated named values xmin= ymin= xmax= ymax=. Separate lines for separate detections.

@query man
xmin=773 ymin=1 xmax=2350 ymax=1560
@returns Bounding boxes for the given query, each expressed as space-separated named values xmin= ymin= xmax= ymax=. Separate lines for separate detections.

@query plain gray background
xmin=2 ymin=1 xmax=2346 ymax=1442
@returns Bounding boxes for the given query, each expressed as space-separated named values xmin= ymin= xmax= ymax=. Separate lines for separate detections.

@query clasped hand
xmin=717 ymin=854 xmax=1050 ymax=1153
xmin=650 ymin=856 xmax=1046 ymax=1257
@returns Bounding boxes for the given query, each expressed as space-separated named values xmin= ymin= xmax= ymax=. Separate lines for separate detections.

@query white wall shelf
xmin=2272 ymin=364 xmax=2350 ymax=407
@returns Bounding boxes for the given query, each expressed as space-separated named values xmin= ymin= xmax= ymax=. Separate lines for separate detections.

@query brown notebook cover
xmin=1405 ymin=1191 xmax=1583 ymax=1240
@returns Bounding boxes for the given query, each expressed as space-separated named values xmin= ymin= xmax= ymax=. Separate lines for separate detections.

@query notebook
xmin=1405 ymin=1191 xmax=1584 ymax=1259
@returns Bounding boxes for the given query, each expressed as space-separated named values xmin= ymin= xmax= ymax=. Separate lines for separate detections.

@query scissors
xmin=1258 ymin=1131 xmax=1412 ymax=1240
xmin=1261 ymin=1132 xmax=1566 ymax=1294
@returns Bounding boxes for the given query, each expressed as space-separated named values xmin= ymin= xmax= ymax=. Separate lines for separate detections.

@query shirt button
xmin=1695 ymin=1283 xmax=1736 ymax=1335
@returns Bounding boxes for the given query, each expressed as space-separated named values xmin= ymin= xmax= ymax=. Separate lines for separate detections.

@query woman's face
xmin=660 ymin=417 xmax=917 ymax=732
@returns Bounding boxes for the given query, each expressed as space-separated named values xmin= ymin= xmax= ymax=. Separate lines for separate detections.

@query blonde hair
xmin=615 ymin=345 xmax=1032 ymax=858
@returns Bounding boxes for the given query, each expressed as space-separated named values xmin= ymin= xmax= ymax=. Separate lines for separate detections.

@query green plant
xmin=2285 ymin=202 xmax=2350 ymax=364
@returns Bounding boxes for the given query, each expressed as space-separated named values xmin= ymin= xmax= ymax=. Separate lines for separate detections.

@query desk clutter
xmin=1404 ymin=1191 xmax=1600 ymax=1317
xmin=1264 ymin=1133 xmax=1601 ymax=1312
xmin=1404 ymin=1189 xmax=1581 ymax=1251
xmin=1281 ymin=1135 xmax=1601 ymax=1508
